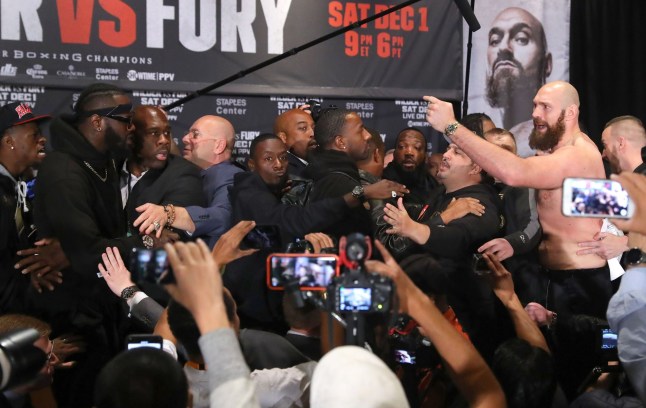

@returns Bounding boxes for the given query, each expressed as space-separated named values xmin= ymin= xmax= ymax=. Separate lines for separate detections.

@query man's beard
xmin=529 ymin=110 xmax=566 ymax=152
xmin=105 ymin=126 xmax=129 ymax=159
xmin=486 ymin=52 xmax=543 ymax=108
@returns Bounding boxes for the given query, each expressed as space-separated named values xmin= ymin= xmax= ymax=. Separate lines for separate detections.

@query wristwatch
xmin=625 ymin=248 xmax=646 ymax=266
xmin=120 ymin=285 xmax=140 ymax=300
xmin=142 ymin=234 xmax=154 ymax=249
xmin=444 ymin=122 xmax=460 ymax=137
xmin=351 ymin=185 xmax=366 ymax=203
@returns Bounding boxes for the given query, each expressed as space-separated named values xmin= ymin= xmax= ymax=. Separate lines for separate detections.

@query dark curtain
xmin=570 ymin=0 xmax=646 ymax=146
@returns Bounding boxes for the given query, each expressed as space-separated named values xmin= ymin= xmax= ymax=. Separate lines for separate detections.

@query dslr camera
xmin=0 ymin=328 xmax=47 ymax=391
xmin=328 ymin=233 xmax=394 ymax=314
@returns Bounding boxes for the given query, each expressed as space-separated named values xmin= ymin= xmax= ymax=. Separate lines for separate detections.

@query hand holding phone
xmin=267 ymin=253 xmax=340 ymax=290
xmin=562 ymin=177 xmax=634 ymax=219
xmin=126 ymin=334 xmax=163 ymax=350
xmin=242 ymin=225 xmax=282 ymax=251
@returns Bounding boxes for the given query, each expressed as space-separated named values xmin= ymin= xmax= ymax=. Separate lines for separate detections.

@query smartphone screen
xmin=242 ymin=225 xmax=282 ymax=251
xmin=126 ymin=334 xmax=163 ymax=350
xmin=562 ymin=178 xmax=634 ymax=219
xmin=394 ymin=349 xmax=416 ymax=365
xmin=129 ymin=248 xmax=173 ymax=284
xmin=267 ymin=254 xmax=339 ymax=290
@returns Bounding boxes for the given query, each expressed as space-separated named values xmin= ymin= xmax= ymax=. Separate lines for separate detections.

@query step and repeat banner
xmin=1 ymin=0 xmax=464 ymax=159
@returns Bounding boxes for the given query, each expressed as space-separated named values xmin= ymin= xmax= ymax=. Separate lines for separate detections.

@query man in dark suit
xmin=123 ymin=105 xmax=205 ymax=241
xmin=274 ymin=109 xmax=316 ymax=178
xmin=134 ymin=115 xmax=243 ymax=248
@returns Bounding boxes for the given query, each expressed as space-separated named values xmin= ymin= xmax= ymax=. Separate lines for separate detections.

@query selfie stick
xmin=165 ymin=0 xmax=431 ymax=111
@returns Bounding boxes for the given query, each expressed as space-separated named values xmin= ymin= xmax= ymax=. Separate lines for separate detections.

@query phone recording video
xmin=242 ymin=225 xmax=282 ymax=251
xmin=267 ymin=254 xmax=339 ymax=290
xmin=129 ymin=248 xmax=174 ymax=285
xmin=337 ymin=287 xmax=372 ymax=311
xmin=597 ymin=325 xmax=618 ymax=361
xmin=394 ymin=349 xmax=416 ymax=365
xmin=126 ymin=334 xmax=163 ymax=350
xmin=562 ymin=178 xmax=634 ymax=219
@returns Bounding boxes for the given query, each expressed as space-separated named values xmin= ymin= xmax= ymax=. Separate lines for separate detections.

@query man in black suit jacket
xmin=123 ymin=105 xmax=206 ymax=240
xmin=274 ymin=109 xmax=317 ymax=178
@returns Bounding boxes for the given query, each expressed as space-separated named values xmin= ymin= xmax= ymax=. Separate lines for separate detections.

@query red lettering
xmin=377 ymin=32 xmax=390 ymax=58
xmin=345 ymin=31 xmax=358 ymax=57
xmin=56 ymin=0 xmax=94 ymax=44
xmin=418 ymin=7 xmax=429 ymax=32
xmin=401 ymin=7 xmax=414 ymax=31
xmin=357 ymin=3 xmax=371 ymax=28
xmin=98 ymin=0 xmax=136 ymax=47
xmin=328 ymin=1 xmax=343 ymax=27
xmin=390 ymin=9 xmax=401 ymax=30
xmin=374 ymin=5 xmax=389 ymax=29
xmin=343 ymin=2 xmax=358 ymax=26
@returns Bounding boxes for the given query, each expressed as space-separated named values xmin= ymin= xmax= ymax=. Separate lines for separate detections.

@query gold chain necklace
xmin=83 ymin=161 xmax=108 ymax=182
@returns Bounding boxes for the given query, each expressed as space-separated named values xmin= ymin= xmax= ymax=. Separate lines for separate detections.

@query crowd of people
xmin=1 ymin=78 xmax=646 ymax=408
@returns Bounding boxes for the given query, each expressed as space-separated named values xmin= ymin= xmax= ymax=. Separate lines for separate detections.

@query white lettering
xmin=1 ymin=0 xmax=43 ymax=41
xmin=221 ymin=0 xmax=256 ymax=53
xmin=179 ymin=0 xmax=216 ymax=52
xmin=260 ymin=0 xmax=291 ymax=54
xmin=147 ymin=0 xmax=175 ymax=48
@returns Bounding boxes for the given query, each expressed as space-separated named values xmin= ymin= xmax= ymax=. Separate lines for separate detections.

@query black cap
xmin=0 ymin=102 xmax=51 ymax=136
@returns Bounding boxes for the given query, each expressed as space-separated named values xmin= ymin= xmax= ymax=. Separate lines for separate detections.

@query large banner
xmin=464 ymin=0 xmax=570 ymax=157
xmin=0 ymin=85 xmax=448 ymax=164
xmin=0 ymin=0 xmax=462 ymax=99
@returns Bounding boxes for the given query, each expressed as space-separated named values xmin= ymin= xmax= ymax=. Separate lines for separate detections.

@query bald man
xmin=425 ymin=81 xmax=611 ymax=320
xmin=123 ymin=106 xmax=205 ymax=241
xmin=486 ymin=7 xmax=553 ymax=157
xmin=134 ymin=115 xmax=244 ymax=247
xmin=274 ymin=109 xmax=316 ymax=178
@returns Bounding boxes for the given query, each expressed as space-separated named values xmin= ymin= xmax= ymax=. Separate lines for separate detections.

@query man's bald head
xmin=131 ymin=105 xmax=167 ymax=129
xmin=486 ymin=7 xmax=552 ymax=109
xmin=273 ymin=109 xmax=316 ymax=160
xmin=182 ymin=115 xmax=235 ymax=168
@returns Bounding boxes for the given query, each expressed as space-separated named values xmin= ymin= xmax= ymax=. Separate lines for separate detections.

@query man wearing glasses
xmin=134 ymin=115 xmax=244 ymax=248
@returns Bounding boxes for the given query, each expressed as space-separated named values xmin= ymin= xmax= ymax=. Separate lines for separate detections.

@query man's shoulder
xmin=167 ymin=154 xmax=202 ymax=175
xmin=203 ymin=160 xmax=244 ymax=185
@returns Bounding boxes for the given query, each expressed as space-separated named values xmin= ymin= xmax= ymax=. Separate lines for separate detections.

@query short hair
xmin=94 ymin=348 xmax=188 ymax=408
xmin=398 ymin=254 xmax=447 ymax=297
xmin=249 ymin=133 xmax=281 ymax=161
xmin=282 ymin=295 xmax=321 ymax=331
xmin=492 ymin=338 xmax=556 ymax=408
xmin=74 ymin=83 xmax=126 ymax=114
xmin=366 ymin=127 xmax=386 ymax=156
xmin=461 ymin=113 xmax=493 ymax=137
xmin=0 ymin=314 xmax=51 ymax=338
xmin=396 ymin=127 xmax=427 ymax=153
xmin=605 ymin=115 xmax=644 ymax=129
xmin=314 ymin=108 xmax=352 ymax=149
xmin=167 ymin=293 xmax=236 ymax=359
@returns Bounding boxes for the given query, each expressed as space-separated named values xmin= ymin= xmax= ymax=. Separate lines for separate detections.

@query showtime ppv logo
xmin=127 ymin=70 xmax=174 ymax=81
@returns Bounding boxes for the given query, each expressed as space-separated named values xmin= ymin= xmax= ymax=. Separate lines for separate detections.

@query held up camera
xmin=328 ymin=233 xmax=394 ymax=314
xmin=0 ymin=328 xmax=47 ymax=391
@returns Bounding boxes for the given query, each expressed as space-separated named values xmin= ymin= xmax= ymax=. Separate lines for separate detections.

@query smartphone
xmin=267 ymin=253 xmax=340 ymax=290
xmin=562 ymin=177 xmax=634 ymax=219
xmin=597 ymin=325 xmax=618 ymax=361
xmin=394 ymin=349 xmax=416 ymax=365
xmin=472 ymin=253 xmax=490 ymax=275
xmin=242 ymin=225 xmax=282 ymax=251
xmin=129 ymin=248 xmax=174 ymax=284
xmin=126 ymin=334 xmax=163 ymax=350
